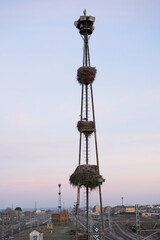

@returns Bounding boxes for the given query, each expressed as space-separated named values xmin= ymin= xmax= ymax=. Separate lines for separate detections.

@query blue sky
xmin=0 ymin=0 xmax=160 ymax=209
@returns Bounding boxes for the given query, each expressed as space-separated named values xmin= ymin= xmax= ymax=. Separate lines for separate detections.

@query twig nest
xmin=77 ymin=121 xmax=95 ymax=136
xmin=70 ymin=164 xmax=105 ymax=190
xmin=77 ymin=67 xmax=96 ymax=85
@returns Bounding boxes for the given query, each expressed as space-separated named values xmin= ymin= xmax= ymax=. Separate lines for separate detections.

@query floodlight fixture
xmin=74 ymin=10 xmax=95 ymax=36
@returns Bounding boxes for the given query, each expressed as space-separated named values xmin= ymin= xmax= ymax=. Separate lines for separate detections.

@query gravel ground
xmin=9 ymin=223 xmax=75 ymax=240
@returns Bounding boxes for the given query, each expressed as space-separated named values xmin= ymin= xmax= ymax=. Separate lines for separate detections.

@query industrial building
xmin=51 ymin=210 xmax=69 ymax=225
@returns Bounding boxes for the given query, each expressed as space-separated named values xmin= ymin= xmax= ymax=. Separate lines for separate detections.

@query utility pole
xmin=30 ymin=212 xmax=32 ymax=228
xmin=58 ymin=184 xmax=61 ymax=212
xmin=18 ymin=211 xmax=21 ymax=234
xmin=2 ymin=213 xmax=4 ymax=240
xmin=35 ymin=201 xmax=37 ymax=211
xmin=11 ymin=211 xmax=13 ymax=236
xmin=108 ymin=209 xmax=112 ymax=233
xmin=35 ymin=201 xmax=37 ymax=227
xmin=136 ymin=204 xmax=141 ymax=240
xmin=121 ymin=197 xmax=124 ymax=206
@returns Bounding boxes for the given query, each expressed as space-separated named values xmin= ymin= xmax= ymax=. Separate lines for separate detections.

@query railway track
xmin=0 ymin=215 xmax=50 ymax=240
xmin=77 ymin=217 xmax=136 ymax=240
xmin=111 ymin=222 xmax=137 ymax=240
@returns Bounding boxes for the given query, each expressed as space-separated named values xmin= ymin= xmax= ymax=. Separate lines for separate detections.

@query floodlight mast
xmin=58 ymin=184 xmax=61 ymax=212
xmin=74 ymin=10 xmax=105 ymax=240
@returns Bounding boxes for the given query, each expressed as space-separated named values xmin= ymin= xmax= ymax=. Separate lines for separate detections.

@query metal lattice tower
xmin=1 ymin=214 xmax=4 ymax=240
xmin=108 ymin=209 xmax=112 ymax=234
xmin=121 ymin=197 xmax=124 ymax=206
xmin=73 ymin=10 xmax=105 ymax=240
xmin=58 ymin=184 xmax=61 ymax=212
xmin=136 ymin=204 xmax=141 ymax=240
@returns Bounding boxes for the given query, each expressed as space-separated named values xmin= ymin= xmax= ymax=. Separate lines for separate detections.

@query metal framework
xmin=74 ymin=10 xmax=105 ymax=240
xmin=136 ymin=204 xmax=141 ymax=240
xmin=58 ymin=184 xmax=61 ymax=212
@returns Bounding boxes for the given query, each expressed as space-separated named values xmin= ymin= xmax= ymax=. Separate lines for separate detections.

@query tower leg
xmin=99 ymin=185 xmax=105 ymax=237
xmin=86 ymin=186 xmax=89 ymax=240
xmin=76 ymin=185 xmax=80 ymax=240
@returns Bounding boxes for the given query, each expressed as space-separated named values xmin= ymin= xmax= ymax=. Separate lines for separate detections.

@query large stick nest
xmin=77 ymin=67 xmax=96 ymax=85
xmin=77 ymin=121 xmax=95 ymax=136
xmin=70 ymin=164 xmax=104 ymax=190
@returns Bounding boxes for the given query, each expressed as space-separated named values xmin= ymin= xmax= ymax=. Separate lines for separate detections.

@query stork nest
xmin=77 ymin=67 xmax=96 ymax=85
xmin=70 ymin=164 xmax=104 ymax=190
xmin=77 ymin=121 xmax=95 ymax=136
